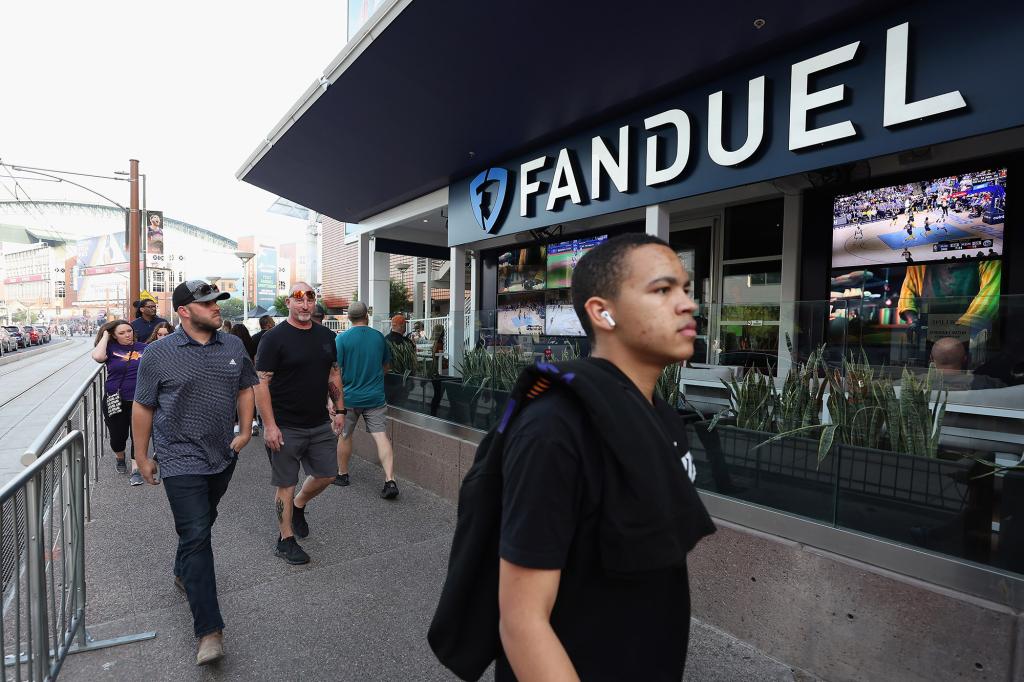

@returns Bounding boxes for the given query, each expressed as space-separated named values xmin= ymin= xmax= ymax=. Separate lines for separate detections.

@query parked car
xmin=34 ymin=326 xmax=51 ymax=343
xmin=21 ymin=326 xmax=40 ymax=345
xmin=4 ymin=325 xmax=27 ymax=349
xmin=0 ymin=327 xmax=17 ymax=353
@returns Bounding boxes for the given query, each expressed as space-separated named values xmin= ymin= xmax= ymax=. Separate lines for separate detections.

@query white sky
xmin=0 ymin=1 xmax=347 ymax=244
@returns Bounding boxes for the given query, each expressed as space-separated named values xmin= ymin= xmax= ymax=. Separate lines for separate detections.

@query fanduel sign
xmin=449 ymin=4 xmax=1024 ymax=245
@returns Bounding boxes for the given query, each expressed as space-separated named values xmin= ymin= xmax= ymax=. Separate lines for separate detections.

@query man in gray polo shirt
xmin=132 ymin=280 xmax=259 ymax=666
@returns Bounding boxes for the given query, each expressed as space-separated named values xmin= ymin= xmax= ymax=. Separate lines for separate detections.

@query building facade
xmin=239 ymin=2 xmax=1024 ymax=678
xmin=0 ymin=202 xmax=236 ymax=320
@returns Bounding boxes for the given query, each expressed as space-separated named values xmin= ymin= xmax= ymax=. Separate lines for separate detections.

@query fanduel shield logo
xmin=469 ymin=167 xmax=510 ymax=233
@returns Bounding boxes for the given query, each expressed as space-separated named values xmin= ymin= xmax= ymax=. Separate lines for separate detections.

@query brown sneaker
xmin=196 ymin=631 xmax=224 ymax=666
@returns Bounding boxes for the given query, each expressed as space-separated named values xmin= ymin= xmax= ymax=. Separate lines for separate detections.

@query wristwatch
xmin=336 ymin=407 xmax=348 ymax=415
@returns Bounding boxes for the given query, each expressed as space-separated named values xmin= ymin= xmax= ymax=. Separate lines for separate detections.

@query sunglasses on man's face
xmin=290 ymin=290 xmax=316 ymax=302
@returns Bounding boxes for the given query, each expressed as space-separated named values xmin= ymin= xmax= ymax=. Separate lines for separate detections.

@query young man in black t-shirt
xmin=254 ymin=283 xmax=344 ymax=565
xmin=497 ymin=234 xmax=713 ymax=681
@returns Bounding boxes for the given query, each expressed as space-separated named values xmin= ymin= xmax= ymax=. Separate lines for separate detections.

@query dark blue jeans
xmin=162 ymin=459 xmax=236 ymax=638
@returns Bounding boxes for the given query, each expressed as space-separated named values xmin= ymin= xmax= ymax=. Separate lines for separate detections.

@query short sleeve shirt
xmin=254 ymin=321 xmax=337 ymax=428
xmin=131 ymin=315 xmax=167 ymax=343
xmin=134 ymin=328 xmax=259 ymax=478
xmin=497 ymin=389 xmax=692 ymax=681
xmin=103 ymin=341 xmax=146 ymax=401
xmin=335 ymin=326 xmax=391 ymax=408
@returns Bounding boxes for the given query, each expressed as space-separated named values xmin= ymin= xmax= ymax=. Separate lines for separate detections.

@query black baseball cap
xmin=172 ymin=280 xmax=230 ymax=309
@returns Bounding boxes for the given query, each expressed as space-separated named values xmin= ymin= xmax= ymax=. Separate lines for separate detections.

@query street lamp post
xmin=234 ymin=251 xmax=256 ymax=322
xmin=395 ymin=262 xmax=411 ymax=314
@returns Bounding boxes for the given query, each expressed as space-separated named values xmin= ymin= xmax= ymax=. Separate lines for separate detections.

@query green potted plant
xmin=384 ymin=339 xmax=417 ymax=408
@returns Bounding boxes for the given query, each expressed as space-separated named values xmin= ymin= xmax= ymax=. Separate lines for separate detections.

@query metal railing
xmin=2 ymin=365 xmax=154 ymax=680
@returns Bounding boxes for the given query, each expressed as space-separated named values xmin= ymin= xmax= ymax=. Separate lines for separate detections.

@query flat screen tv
xmin=497 ymin=293 xmax=546 ymax=335
xmin=546 ymin=235 xmax=607 ymax=288
xmin=497 ymin=246 xmax=546 ymax=294
xmin=831 ymin=168 xmax=1006 ymax=269
xmin=544 ymin=290 xmax=585 ymax=337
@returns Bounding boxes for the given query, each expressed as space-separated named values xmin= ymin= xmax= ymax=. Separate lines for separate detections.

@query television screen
xmin=831 ymin=168 xmax=1006 ymax=269
xmin=546 ymin=235 xmax=607 ymax=288
xmin=497 ymin=246 xmax=546 ymax=294
xmin=545 ymin=291 xmax=585 ymax=337
xmin=828 ymin=259 xmax=1002 ymax=366
xmin=498 ymin=293 xmax=546 ymax=335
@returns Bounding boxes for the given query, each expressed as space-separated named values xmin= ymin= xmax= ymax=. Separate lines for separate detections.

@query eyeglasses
xmin=290 ymin=290 xmax=316 ymax=302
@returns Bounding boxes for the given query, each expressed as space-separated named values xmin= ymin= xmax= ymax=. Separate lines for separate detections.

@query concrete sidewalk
xmin=60 ymin=436 xmax=817 ymax=681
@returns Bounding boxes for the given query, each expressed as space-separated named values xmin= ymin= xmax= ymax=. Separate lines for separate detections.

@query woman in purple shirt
xmin=91 ymin=320 xmax=147 ymax=485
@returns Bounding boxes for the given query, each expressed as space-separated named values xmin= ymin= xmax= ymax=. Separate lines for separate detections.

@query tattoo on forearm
xmin=258 ymin=370 xmax=274 ymax=384
xmin=328 ymin=384 xmax=341 ymax=402
xmin=276 ymin=498 xmax=284 ymax=523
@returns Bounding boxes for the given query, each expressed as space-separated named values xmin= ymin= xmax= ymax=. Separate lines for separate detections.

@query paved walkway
xmin=60 ymin=435 xmax=817 ymax=681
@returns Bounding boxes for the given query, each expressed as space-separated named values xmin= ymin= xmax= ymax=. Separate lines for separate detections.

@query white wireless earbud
xmin=600 ymin=310 xmax=616 ymax=328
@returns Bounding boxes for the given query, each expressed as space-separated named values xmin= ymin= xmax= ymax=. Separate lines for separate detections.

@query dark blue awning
xmin=239 ymin=0 xmax=884 ymax=224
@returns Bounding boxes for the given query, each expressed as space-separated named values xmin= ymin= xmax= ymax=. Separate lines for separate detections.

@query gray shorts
xmin=267 ymin=423 xmax=337 ymax=487
xmin=342 ymin=406 xmax=387 ymax=438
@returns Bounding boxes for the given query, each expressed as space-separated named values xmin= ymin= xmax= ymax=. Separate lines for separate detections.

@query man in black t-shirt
xmin=384 ymin=314 xmax=414 ymax=349
xmin=497 ymin=234 xmax=712 ymax=681
xmin=254 ymin=282 xmax=344 ymax=565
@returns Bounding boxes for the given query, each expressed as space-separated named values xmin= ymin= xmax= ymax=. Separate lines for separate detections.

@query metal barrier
xmin=2 ymin=364 xmax=155 ymax=680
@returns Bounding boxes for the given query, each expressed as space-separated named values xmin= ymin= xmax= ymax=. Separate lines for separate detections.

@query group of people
xmin=91 ymin=234 xmax=716 ymax=681
xmin=93 ymin=281 xmax=401 ymax=665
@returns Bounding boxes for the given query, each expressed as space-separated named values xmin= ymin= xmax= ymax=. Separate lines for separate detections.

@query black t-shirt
xmin=384 ymin=331 xmax=413 ymax=348
xmin=255 ymin=321 xmax=337 ymax=429
xmin=497 ymin=388 xmax=693 ymax=682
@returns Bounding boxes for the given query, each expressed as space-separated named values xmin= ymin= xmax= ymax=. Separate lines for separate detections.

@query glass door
xmin=670 ymin=221 xmax=715 ymax=364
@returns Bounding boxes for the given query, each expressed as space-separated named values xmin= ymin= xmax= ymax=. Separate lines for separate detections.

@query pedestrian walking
xmin=333 ymin=301 xmax=398 ymax=498
xmin=145 ymin=321 xmax=175 ymax=344
xmin=251 ymin=314 xmax=276 ymax=351
xmin=90 ymin=320 xmax=147 ymax=484
xmin=254 ymin=282 xmax=344 ymax=565
xmin=131 ymin=298 xmax=168 ymax=343
xmin=230 ymin=323 xmax=256 ymax=362
xmin=131 ymin=280 xmax=258 ymax=666
xmin=434 ymin=234 xmax=715 ymax=680
xmin=312 ymin=303 xmax=327 ymax=326
xmin=385 ymin=314 xmax=414 ymax=349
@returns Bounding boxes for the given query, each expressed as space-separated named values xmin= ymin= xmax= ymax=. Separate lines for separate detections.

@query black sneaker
xmin=115 ymin=459 xmax=127 ymax=474
xmin=381 ymin=480 xmax=399 ymax=500
xmin=275 ymin=536 xmax=310 ymax=565
xmin=291 ymin=504 xmax=309 ymax=539
xmin=333 ymin=473 xmax=349 ymax=487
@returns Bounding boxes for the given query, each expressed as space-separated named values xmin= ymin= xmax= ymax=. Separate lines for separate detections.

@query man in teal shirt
xmin=333 ymin=301 xmax=399 ymax=499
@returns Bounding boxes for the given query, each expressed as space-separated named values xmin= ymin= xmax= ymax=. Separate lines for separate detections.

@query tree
xmin=390 ymin=279 xmax=411 ymax=314
xmin=273 ymin=294 xmax=289 ymax=315
xmin=220 ymin=297 xmax=244 ymax=320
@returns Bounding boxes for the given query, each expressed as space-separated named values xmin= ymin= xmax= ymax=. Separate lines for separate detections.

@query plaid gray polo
xmin=134 ymin=327 xmax=259 ymax=477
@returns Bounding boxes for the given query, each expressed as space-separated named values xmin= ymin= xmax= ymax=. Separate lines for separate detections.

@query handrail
xmin=19 ymin=364 xmax=103 ymax=468
xmin=0 ymin=357 xmax=154 ymax=680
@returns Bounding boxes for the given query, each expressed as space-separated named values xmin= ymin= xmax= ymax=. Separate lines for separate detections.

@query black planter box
xmin=692 ymin=421 xmax=836 ymax=523
xmin=835 ymin=443 xmax=994 ymax=562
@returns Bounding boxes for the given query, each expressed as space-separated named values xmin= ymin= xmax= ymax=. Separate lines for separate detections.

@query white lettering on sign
xmin=484 ymin=21 xmax=969 ymax=232
xmin=883 ymin=22 xmax=967 ymax=127
xmin=519 ymin=156 xmax=548 ymax=217
xmin=547 ymin=148 xmax=584 ymax=210
xmin=789 ymin=41 xmax=860 ymax=151
xmin=644 ymin=108 xmax=691 ymax=186
xmin=591 ymin=125 xmax=630 ymax=199
xmin=708 ymin=75 xmax=766 ymax=166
